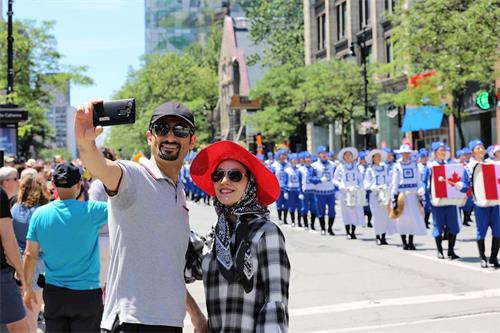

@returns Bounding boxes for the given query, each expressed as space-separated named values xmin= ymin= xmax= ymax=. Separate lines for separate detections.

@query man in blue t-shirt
xmin=22 ymin=163 xmax=108 ymax=333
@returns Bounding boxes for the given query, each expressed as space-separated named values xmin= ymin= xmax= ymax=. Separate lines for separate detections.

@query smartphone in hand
xmin=93 ymin=98 xmax=136 ymax=127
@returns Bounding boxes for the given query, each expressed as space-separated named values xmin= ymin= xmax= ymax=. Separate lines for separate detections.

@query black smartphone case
xmin=93 ymin=98 xmax=136 ymax=127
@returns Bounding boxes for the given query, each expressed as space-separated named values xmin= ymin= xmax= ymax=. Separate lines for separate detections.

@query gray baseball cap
xmin=149 ymin=102 xmax=195 ymax=130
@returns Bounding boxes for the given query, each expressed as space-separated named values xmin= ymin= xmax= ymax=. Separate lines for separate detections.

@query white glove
xmin=417 ymin=187 xmax=425 ymax=196
xmin=321 ymin=176 xmax=328 ymax=183
xmin=284 ymin=192 xmax=289 ymax=200
xmin=455 ymin=182 xmax=464 ymax=190
xmin=298 ymin=194 xmax=304 ymax=200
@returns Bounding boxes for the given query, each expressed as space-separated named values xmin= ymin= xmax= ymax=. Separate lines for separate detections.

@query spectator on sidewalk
xmin=23 ymin=163 xmax=108 ymax=333
xmin=1 ymin=187 xmax=29 ymax=332
xmin=11 ymin=175 xmax=50 ymax=333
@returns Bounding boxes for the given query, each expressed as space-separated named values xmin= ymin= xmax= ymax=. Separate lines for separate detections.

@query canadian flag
xmin=433 ymin=164 xmax=467 ymax=200
xmin=482 ymin=163 xmax=500 ymax=200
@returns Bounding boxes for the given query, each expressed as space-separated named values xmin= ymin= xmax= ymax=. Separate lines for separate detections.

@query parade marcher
xmin=364 ymin=149 xmax=396 ymax=245
xmin=358 ymin=151 xmax=372 ymax=228
xmin=190 ymin=140 xmax=290 ymax=332
xmin=312 ymin=146 xmax=337 ymax=235
xmin=456 ymin=140 xmax=500 ymax=268
xmin=1 ymin=187 xmax=29 ymax=333
xmin=264 ymin=151 xmax=275 ymax=170
xmin=457 ymin=148 xmax=474 ymax=226
xmin=0 ymin=166 xmax=19 ymax=206
xmin=423 ymin=142 xmax=461 ymax=260
xmin=418 ymin=148 xmax=432 ymax=229
xmin=22 ymin=163 xmax=108 ymax=333
xmin=334 ymin=147 xmax=365 ymax=239
xmin=75 ymin=101 xmax=207 ymax=332
xmin=11 ymin=175 xmax=50 ymax=333
xmin=298 ymin=152 xmax=320 ymax=230
xmin=284 ymin=153 xmax=303 ymax=227
xmin=490 ymin=144 xmax=500 ymax=162
xmin=273 ymin=149 xmax=289 ymax=223
xmin=390 ymin=144 xmax=427 ymax=250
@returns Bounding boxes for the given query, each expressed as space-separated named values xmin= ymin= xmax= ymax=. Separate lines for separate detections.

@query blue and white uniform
xmin=334 ymin=162 xmax=365 ymax=227
xmin=312 ymin=159 xmax=336 ymax=219
xmin=457 ymin=158 xmax=500 ymax=240
xmin=423 ymin=160 xmax=461 ymax=237
xmin=284 ymin=164 xmax=302 ymax=214
xmin=298 ymin=164 xmax=320 ymax=216
xmin=273 ymin=159 xmax=289 ymax=214
xmin=364 ymin=163 xmax=396 ymax=235
xmin=391 ymin=160 xmax=427 ymax=236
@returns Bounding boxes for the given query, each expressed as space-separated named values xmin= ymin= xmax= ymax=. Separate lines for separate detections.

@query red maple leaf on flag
xmin=448 ymin=172 xmax=461 ymax=187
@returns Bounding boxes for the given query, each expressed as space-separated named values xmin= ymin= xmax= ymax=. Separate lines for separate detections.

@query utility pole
xmin=7 ymin=0 xmax=14 ymax=97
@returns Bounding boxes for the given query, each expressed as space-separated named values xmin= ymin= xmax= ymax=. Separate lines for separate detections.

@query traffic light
xmin=475 ymin=91 xmax=492 ymax=110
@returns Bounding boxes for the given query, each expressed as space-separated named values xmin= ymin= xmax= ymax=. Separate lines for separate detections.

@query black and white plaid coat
xmin=202 ymin=216 xmax=290 ymax=333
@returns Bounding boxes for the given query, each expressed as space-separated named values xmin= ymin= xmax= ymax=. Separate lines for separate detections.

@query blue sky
xmin=9 ymin=0 xmax=145 ymax=107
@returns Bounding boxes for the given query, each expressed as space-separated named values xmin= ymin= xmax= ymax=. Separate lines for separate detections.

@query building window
xmin=385 ymin=38 xmax=393 ymax=63
xmin=384 ymin=0 xmax=395 ymax=12
xmin=317 ymin=13 xmax=326 ymax=51
xmin=233 ymin=60 xmax=240 ymax=96
xmin=336 ymin=2 xmax=346 ymax=40
xmin=359 ymin=0 xmax=370 ymax=29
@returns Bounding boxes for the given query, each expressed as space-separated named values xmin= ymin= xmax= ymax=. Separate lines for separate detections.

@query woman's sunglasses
xmin=211 ymin=169 xmax=246 ymax=183
xmin=151 ymin=123 xmax=192 ymax=138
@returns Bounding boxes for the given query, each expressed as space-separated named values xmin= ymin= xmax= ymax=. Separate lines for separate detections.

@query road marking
xmin=305 ymin=311 xmax=500 ymax=332
xmin=289 ymin=289 xmax=500 ymax=317
xmin=408 ymin=252 xmax=497 ymax=274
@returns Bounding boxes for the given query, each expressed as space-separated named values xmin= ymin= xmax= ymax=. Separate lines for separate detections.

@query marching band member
xmin=418 ymin=148 xmax=432 ymax=229
xmin=458 ymin=148 xmax=474 ymax=226
xmin=423 ymin=142 xmax=461 ymax=259
xmin=456 ymin=140 xmax=500 ymax=268
xmin=284 ymin=154 xmax=303 ymax=227
xmin=298 ymin=152 xmax=321 ymax=230
xmin=334 ymin=147 xmax=365 ymax=239
xmin=364 ymin=149 xmax=396 ymax=245
xmin=264 ymin=151 xmax=275 ymax=169
xmin=391 ymin=144 xmax=427 ymax=250
xmin=273 ymin=149 xmax=289 ymax=223
xmin=358 ymin=151 xmax=372 ymax=228
xmin=490 ymin=144 xmax=500 ymax=162
xmin=312 ymin=146 xmax=337 ymax=236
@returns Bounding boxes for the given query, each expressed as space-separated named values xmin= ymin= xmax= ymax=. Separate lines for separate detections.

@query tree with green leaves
xmin=381 ymin=0 xmax=500 ymax=147
xmin=249 ymin=59 xmax=375 ymax=147
xmin=240 ymin=0 xmax=305 ymax=67
xmin=106 ymin=52 xmax=218 ymax=157
xmin=0 ymin=20 xmax=92 ymax=156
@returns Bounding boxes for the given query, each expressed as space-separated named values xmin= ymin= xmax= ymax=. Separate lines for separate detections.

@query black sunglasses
xmin=211 ymin=169 xmax=246 ymax=183
xmin=151 ymin=123 xmax=191 ymax=138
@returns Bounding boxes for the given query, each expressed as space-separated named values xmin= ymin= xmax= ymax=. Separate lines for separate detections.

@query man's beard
xmin=158 ymin=141 xmax=182 ymax=161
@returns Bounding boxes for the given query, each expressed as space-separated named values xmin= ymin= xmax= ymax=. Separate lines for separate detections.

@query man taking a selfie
xmin=75 ymin=100 xmax=207 ymax=333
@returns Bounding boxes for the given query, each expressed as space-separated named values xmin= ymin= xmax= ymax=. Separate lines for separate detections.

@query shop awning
xmin=400 ymin=105 xmax=444 ymax=132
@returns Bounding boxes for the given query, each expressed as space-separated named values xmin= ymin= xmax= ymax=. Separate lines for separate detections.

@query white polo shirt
xmin=101 ymin=157 xmax=190 ymax=330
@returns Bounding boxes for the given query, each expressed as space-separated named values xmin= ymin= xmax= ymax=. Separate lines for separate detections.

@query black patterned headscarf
xmin=213 ymin=174 xmax=269 ymax=292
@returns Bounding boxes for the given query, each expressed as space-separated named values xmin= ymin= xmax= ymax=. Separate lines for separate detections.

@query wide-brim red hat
xmin=190 ymin=141 xmax=280 ymax=206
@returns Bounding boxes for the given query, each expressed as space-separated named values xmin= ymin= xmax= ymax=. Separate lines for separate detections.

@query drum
xmin=344 ymin=188 xmax=357 ymax=206
xmin=431 ymin=164 xmax=467 ymax=207
xmin=472 ymin=162 xmax=500 ymax=207
xmin=355 ymin=188 xmax=367 ymax=206
xmin=373 ymin=186 xmax=389 ymax=206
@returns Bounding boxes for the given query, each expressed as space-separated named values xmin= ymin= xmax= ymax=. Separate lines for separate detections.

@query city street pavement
xmin=186 ymin=200 xmax=500 ymax=333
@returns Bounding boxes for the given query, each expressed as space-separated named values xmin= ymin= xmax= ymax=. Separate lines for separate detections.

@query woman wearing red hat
xmin=190 ymin=140 xmax=290 ymax=333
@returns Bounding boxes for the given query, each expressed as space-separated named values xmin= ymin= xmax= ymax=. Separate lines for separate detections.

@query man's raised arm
xmin=75 ymin=100 xmax=122 ymax=192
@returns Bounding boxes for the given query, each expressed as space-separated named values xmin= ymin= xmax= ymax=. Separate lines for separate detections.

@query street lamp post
xmin=350 ymin=29 xmax=370 ymax=149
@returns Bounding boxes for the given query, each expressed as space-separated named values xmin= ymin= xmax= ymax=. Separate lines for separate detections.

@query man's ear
xmin=146 ymin=130 xmax=152 ymax=145
xmin=189 ymin=134 xmax=196 ymax=150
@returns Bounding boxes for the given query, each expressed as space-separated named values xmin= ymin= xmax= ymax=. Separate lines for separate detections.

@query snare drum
xmin=374 ymin=186 xmax=389 ymax=206
xmin=344 ymin=188 xmax=357 ymax=206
